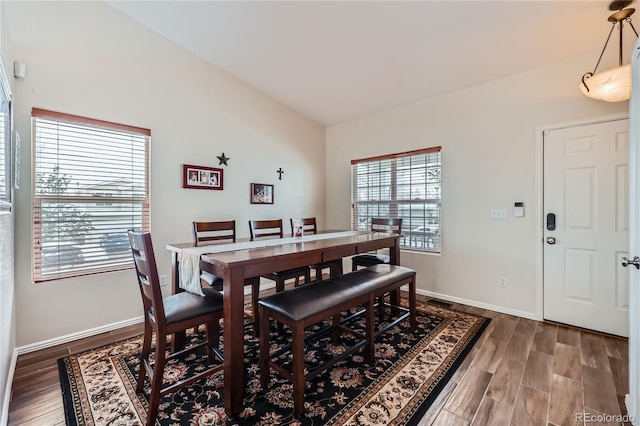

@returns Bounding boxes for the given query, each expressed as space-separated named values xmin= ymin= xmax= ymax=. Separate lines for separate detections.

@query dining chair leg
xmin=259 ymin=305 xmax=271 ymax=390
xmin=205 ymin=320 xmax=219 ymax=364
xmin=146 ymin=332 xmax=166 ymax=426
xmin=137 ymin=320 xmax=152 ymax=393
xmin=250 ymin=278 xmax=261 ymax=336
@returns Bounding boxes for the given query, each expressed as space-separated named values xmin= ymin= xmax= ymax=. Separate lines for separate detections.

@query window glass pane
xmin=0 ymin=82 xmax=10 ymax=210
xmin=351 ymin=148 xmax=441 ymax=253
xmin=32 ymin=112 xmax=150 ymax=282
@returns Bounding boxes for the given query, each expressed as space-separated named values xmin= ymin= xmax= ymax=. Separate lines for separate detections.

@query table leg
xmin=170 ymin=252 xmax=186 ymax=351
xmin=389 ymin=239 xmax=401 ymax=307
xmin=223 ymin=266 xmax=246 ymax=418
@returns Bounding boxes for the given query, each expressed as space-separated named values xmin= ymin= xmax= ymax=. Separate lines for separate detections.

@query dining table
xmin=166 ymin=230 xmax=401 ymax=418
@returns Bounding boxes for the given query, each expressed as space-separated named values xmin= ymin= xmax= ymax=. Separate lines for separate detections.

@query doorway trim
xmin=534 ymin=112 xmax=629 ymax=322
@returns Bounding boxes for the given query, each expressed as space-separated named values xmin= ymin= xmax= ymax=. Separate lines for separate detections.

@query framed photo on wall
xmin=183 ymin=164 xmax=224 ymax=190
xmin=250 ymin=183 xmax=274 ymax=204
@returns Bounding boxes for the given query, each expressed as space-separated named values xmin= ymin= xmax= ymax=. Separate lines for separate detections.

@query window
xmin=0 ymin=60 xmax=11 ymax=212
xmin=32 ymin=108 xmax=150 ymax=282
xmin=351 ymin=147 xmax=441 ymax=253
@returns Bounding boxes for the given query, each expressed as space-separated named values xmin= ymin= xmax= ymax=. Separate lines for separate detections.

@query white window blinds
xmin=351 ymin=147 xmax=442 ymax=253
xmin=32 ymin=108 xmax=150 ymax=282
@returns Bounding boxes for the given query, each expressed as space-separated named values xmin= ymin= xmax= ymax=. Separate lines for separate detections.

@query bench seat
xmin=258 ymin=263 xmax=416 ymax=417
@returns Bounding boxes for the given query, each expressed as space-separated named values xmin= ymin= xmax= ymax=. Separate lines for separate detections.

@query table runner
xmin=178 ymin=230 xmax=362 ymax=295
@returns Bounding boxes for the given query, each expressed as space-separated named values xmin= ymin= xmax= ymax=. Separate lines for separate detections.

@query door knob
xmin=621 ymin=256 xmax=640 ymax=269
xmin=546 ymin=236 xmax=556 ymax=245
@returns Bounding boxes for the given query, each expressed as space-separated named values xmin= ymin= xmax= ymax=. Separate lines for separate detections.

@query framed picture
xmin=183 ymin=164 xmax=224 ymax=190
xmin=250 ymin=183 xmax=274 ymax=204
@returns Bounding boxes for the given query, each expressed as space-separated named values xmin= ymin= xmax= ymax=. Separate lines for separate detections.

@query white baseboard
xmin=16 ymin=316 xmax=144 ymax=356
xmin=1 ymin=348 xmax=18 ymax=426
xmin=417 ymin=289 xmax=540 ymax=321
xmin=17 ymin=281 xmax=276 ymax=356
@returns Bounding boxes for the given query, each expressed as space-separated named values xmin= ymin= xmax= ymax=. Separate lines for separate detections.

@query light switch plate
xmin=490 ymin=209 xmax=508 ymax=219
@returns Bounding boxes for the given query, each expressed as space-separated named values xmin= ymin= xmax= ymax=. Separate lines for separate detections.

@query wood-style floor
xmin=7 ymin=293 xmax=630 ymax=426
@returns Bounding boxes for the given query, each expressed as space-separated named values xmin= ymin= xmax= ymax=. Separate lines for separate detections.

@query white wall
xmin=326 ymin=54 xmax=628 ymax=318
xmin=9 ymin=2 xmax=325 ymax=347
xmin=0 ymin=0 xmax=15 ymax=419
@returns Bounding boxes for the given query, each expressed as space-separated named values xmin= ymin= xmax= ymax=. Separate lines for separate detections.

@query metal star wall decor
xmin=217 ymin=153 xmax=230 ymax=166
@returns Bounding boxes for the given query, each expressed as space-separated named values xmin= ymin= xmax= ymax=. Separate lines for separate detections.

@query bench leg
xmin=259 ymin=306 xmax=271 ymax=390
xmin=377 ymin=295 xmax=385 ymax=321
xmin=330 ymin=260 xmax=343 ymax=278
xmin=366 ymin=295 xmax=375 ymax=365
xmin=292 ymin=323 xmax=306 ymax=418
xmin=331 ymin=314 xmax=341 ymax=344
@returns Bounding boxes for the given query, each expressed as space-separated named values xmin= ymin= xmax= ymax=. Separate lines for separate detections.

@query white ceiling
xmin=8 ymin=1 xmax=637 ymax=125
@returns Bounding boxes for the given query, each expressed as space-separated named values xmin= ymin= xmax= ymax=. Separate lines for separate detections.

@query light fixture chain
xmin=592 ymin=22 xmax=617 ymax=74
xmin=627 ymin=17 xmax=639 ymax=37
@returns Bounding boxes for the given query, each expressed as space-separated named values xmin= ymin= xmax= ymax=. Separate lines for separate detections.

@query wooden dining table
xmin=166 ymin=230 xmax=401 ymax=418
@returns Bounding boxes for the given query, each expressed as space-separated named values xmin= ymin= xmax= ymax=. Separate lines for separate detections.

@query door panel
xmin=544 ymin=119 xmax=629 ymax=337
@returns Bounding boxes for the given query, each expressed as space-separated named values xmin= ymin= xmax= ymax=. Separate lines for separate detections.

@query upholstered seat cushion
xmin=154 ymin=288 xmax=224 ymax=325
xmin=266 ymin=266 xmax=311 ymax=278
xmin=200 ymin=271 xmax=223 ymax=286
xmin=259 ymin=264 xmax=414 ymax=322
xmin=351 ymin=253 xmax=390 ymax=266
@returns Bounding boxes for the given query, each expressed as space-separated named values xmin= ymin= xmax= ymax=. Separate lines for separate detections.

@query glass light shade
xmin=579 ymin=64 xmax=631 ymax=102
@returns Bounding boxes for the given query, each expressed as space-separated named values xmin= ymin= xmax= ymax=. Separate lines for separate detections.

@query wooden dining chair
xmin=249 ymin=219 xmax=312 ymax=290
xmin=290 ymin=217 xmax=343 ymax=281
xmin=351 ymin=217 xmax=403 ymax=320
xmin=128 ymin=230 xmax=224 ymax=426
xmin=351 ymin=217 xmax=403 ymax=271
xmin=193 ymin=220 xmax=261 ymax=334
xmin=193 ymin=220 xmax=236 ymax=290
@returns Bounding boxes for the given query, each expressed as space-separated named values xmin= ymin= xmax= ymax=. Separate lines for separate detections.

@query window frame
xmin=351 ymin=146 xmax=442 ymax=253
xmin=31 ymin=108 xmax=151 ymax=282
xmin=0 ymin=57 xmax=12 ymax=213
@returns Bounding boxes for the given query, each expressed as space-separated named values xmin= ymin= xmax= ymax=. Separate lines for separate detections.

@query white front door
xmin=624 ymin=38 xmax=640 ymax=423
xmin=543 ymin=119 xmax=630 ymax=337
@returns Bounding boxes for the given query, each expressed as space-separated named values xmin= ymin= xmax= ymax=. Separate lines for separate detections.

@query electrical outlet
xmin=499 ymin=277 xmax=507 ymax=288
xmin=490 ymin=209 xmax=508 ymax=220
xmin=159 ymin=275 xmax=168 ymax=286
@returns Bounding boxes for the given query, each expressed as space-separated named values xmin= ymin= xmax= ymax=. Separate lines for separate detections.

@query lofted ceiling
xmin=7 ymin=1 xmax=638 ymax=125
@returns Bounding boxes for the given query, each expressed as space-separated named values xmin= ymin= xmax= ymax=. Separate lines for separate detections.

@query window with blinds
xmin=32 ymin=108 xmax=150 ymax=282
xmin=351 ymin=147 xmax=442 ymax=253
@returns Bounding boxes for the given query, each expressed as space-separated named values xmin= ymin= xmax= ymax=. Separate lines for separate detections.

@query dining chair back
xmin=290 ymin=217 xmax=343 ymax=281
xmin=352 ymin=217 xmax=403 ymax=271
xmin=371 ymin=217 xmax=403 ymax=234
xmin=193 ymin=220 xmax=236 ymax=246
xmin=289 ymin=217 xmax=318 ymax=235
xmin=192 ymin=220 xmax=261 ymax=334
xmin=192 ymin=220 xmax=237 ymax=290
xmin=249 ymin=219 xmax=311 ymax=333
xmin=249 ymin=219 xmax=284 ymax=240
xmin=128 ymin=230 xmax=224 ymax=426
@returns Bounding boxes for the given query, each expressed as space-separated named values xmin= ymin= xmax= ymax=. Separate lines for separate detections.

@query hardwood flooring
xmin=7 ymin=294 xmax=630 ymax=425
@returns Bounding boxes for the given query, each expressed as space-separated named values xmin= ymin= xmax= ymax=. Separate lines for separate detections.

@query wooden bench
xmin=258 ymin=264 xmax=417 ymax=417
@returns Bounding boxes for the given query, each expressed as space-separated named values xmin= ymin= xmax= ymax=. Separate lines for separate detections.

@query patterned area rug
xmin=58 ymin=300 xmax=489 ymax=425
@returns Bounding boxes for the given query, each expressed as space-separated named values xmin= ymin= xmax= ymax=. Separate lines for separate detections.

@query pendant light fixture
xmin=580 ymin=0 xmax=638 ymax=102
